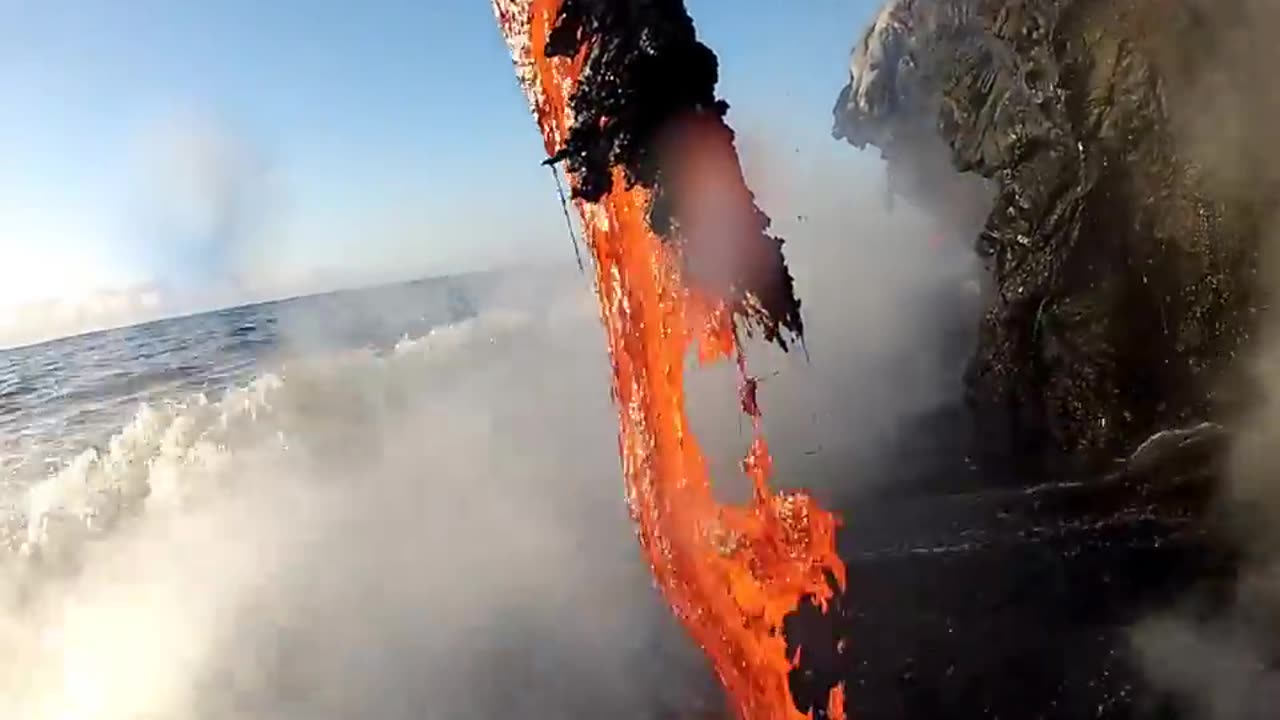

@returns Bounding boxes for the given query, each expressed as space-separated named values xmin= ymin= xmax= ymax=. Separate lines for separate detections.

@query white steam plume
xmin=1131 ymin=2 xmax=1280 ymax=717
xmin=0 ymin=118 xmax=986 ymax=718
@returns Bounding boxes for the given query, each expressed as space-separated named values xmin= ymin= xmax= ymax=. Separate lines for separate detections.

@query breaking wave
xmin=0 ymin=301 xmax=716 ymax=719
xmin=0 ymin=168 xmax=983 ymax=718
xmin=10 ymin=311 xmax=528 ymax=559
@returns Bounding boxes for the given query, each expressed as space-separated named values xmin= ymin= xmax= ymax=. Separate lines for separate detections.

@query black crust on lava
xmin=543 ymin=0 xmax=804 ymax=347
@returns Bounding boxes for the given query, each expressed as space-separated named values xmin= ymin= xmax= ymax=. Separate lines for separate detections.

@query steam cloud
xmin=0 ymin=133 xmax=985 ymax=717
xmin=130 ymin=108 xmax=275 ymax=302
xmin=31 ymin=4 xmax=1280 ymax=715
xmin=0 ymin=285 xmax=166 ymax=349
xmin=1129 ymin=1 xmax=1280 ymax=717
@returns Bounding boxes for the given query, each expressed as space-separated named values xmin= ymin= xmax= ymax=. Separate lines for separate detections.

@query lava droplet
xmin=492 ymin=3 xmax=848 ymax=718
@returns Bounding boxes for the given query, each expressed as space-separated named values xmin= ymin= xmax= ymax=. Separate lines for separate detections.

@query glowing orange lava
xmin=493 ymin=3 xmax=847 ymax=718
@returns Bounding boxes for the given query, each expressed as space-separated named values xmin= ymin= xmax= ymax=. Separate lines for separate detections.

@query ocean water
xmin=0 ymin=268 xmax=730 ymax=719
xmin=0 ymin=223 xmax=1006 ymax=718
xmin=0 ymin=276 xmax=484 ymax=490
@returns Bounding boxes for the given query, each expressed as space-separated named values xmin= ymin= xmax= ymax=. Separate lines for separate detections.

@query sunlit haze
xmin=0 ymin=0 xmax=879 ymax=346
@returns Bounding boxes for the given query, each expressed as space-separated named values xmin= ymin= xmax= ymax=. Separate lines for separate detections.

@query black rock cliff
xmin=834 ymin=0 xmax=1274 ymax=466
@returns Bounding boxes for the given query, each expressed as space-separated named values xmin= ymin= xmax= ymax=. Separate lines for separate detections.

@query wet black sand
xmin=784 ymin=410 xmax=1234 ymax=719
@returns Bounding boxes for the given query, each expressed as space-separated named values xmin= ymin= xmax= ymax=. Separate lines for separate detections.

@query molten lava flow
xmin=492 ymin=2 xmax=847 ymax=718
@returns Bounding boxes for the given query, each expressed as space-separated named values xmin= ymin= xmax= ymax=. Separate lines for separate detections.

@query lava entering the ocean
xmin=492 ymin=2 xmax=847 ymax=718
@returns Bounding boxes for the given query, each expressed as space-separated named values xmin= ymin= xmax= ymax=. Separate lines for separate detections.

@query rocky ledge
xmin=833 ymin=0 xmax=1278 ymax=468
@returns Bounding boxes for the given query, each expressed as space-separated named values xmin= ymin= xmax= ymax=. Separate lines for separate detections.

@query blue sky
xmin=0 ymin=0 xmax=881 ymax=327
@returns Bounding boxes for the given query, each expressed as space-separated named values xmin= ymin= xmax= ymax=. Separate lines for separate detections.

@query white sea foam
xmin=0 ymin=154 xmax=981 ymax=717
xmin=10 ymin=311 xmax=533 ymax=555
xmin=0 ymin=300 xmax=714 ymax=719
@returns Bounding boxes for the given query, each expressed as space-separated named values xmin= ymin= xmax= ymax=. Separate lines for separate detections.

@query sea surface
xmin=0 ymin=275 xmax=488 ymax=492
xmin=0 ymin=267 xmax=719 ymax=720
xmin=0 ymin=259 xmax=1232 ymax=719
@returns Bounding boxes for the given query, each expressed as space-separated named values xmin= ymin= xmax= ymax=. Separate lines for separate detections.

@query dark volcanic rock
xmin=787 ymin=469 xmax=1234 ymax=719
xmin=773 ymin=399 xmax=1235 ymax=719
xmin=833 ymin=0 xmax=1268 ymax=465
